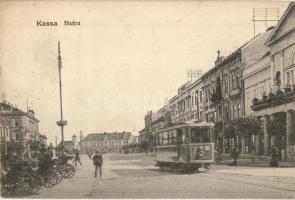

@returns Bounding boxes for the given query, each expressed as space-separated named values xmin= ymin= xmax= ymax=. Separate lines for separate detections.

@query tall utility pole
xmin=56 ymin=41 xmax=67 ymax=152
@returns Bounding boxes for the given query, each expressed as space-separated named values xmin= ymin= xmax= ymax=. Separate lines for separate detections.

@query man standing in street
xmin=92 ymin=151 xmax=103 ymax=178
xmin=231 ymin=146 xmax=239 ymax=166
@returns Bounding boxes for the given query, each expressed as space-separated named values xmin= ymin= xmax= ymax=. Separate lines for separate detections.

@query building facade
xmin=242 ymin=28 xmax=274 ymax=155
xmin=80 ymin=132 xmax=132 ymax=153
xmin=0 ymin=101 xmax=45 ymax=158
xmin=249 ymin=3 xmax=295 ymax=161
xmin=139 ymin=2 xmax=295 ymax=161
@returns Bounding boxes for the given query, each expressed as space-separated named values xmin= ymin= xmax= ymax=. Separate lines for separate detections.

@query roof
xmin=266 ymin=2 xmax=295 ymax=45
xmin=201 ymin=38 xmax=256 ymax=81
xmin=83 ymin=132 xmax=131 ymax=142
xmin=0 ymin=102 xmax=39 ymax=122
xmin=158 ymin=121 xmax=215 ymax=132
xmin=39 ymin=134 xmax=47 ymax=139
xmin=57 ymin=141 xmax=74 ymax=147
xmin=242 ymin=29 xmax=273 ymax=68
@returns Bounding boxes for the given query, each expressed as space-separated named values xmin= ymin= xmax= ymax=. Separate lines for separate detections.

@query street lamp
xmin=56 ymin=41 xmax=67 ymax=153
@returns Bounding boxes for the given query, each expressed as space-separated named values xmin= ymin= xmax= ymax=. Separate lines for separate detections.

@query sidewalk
xmin=216 ymin=154 xmax=295 ymax=167
xmin=30 ymin=155 xmax=120 ymax=198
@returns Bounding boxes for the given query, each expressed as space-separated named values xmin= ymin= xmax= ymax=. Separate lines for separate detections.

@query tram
xmin=155 ymin=121 xmax=215 ymax=172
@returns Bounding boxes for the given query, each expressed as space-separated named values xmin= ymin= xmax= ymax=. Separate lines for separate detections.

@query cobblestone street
xmin=28 ymin=154 xmax=295 ymax=199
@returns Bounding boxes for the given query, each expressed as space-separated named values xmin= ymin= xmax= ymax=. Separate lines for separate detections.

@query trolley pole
xmin=56 ymin=41 xmax=67 ymax=153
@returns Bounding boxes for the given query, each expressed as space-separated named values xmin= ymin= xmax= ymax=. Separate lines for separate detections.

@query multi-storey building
xmin=0 ymin=101 xmax=44 ymax=158
xmin=139 ymin=108 xmax=167 ymax=152
xmin=242 ymin=28 xmax=274 ymax=155
xmin=80 ymin=131 xmax=132 ymax=153
xmin=249 ymin=2 xmax=295 ymax=161
xmin=169 ymin=79 xmax=204 ymax=124
xmin=140 ymin=2 xmax=295 ymax=162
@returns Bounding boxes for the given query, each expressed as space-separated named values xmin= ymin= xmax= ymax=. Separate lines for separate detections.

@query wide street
xmin=26 ymin=154 xmax=295 ymax=199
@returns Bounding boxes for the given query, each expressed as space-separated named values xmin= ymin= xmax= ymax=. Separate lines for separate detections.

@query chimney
xmin=215 ymin=50 xmax=224 ymax=66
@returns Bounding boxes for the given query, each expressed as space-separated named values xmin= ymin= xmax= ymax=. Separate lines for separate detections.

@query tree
xmin=30 ymin=141 xmax=41 ymax=151
xmin=268 ymin=116 xmax=286 ymax=136
xmin=139 ymin=141 xmax=149 ymax=153
xmin=236 ymin=117 xmax=261 ymax=138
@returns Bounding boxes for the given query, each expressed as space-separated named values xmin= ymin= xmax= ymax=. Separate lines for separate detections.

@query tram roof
xmin=158 ymin=121 xmax=214 ymax=131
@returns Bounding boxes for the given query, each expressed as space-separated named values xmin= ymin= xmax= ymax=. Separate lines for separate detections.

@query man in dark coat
xmin=231 ymin=146 xmax=239 ymax=166
xmin=92 ymin=151 xmax=103 ymax=178
xmin=270 ymin=146 xmax=279 ymax=167
xmin=73 ymin=151 xmax=82 ymax=167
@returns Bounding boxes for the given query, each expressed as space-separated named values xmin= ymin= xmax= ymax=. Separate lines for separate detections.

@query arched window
xmin=275 ymin=71 xmax=281 ymax=86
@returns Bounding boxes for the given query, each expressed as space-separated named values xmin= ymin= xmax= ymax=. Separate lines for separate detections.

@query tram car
xmin=155 ymin=121 xmax=215 ymax=172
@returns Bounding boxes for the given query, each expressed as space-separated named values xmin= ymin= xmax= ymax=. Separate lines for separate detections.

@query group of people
xmin=71 ymin=150 xmax=104 ymax=178
xmin=216 ymin=145 xmax=280 ymax=167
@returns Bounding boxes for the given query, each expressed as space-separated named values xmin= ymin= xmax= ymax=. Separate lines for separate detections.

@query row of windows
xmin=156 ymin=130 xmax=177 ymax=145
xmin=171 ymin=90 xmax=203 ymax=117
xmin=245 ymin=81 xmax=271 ymax=111
xmin=286 ymin=70 xmax=295 ymax=86
xmin=85 ymin=140 xmax=127 ymax=147
xmin=156 ymin=128 xmax=212 ymax=146
xmin=0 ymin=127 xmax=9 ymax=139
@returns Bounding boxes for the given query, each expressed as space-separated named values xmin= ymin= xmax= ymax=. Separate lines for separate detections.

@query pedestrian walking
xmin=92 ymin=151 xmax=103 ymax=178
xmin=73 ymin=151 xmax=82 ymax=167
xmin=270 ymin=146 xmax=279 ymax=167
xmin=87 ymin=151 xmax=92 ymax=160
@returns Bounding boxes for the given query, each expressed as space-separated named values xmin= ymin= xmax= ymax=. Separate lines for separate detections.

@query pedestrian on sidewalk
xmin=73 ymin=151 xmax=82 ymax=167
xmin=92 ymin=151 xmax=103 ymax=178
xmin=231 ymin=146 xmax=239 ymax=166
xmin=270 ymin=146 xmax=279 ymax=167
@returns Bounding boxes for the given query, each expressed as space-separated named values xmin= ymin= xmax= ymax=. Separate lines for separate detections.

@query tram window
xmin=163 ymin=131 xmax=168 ymax=145
xmin=156 ymin=133 xmax=160 ymax=145
xmin=177 ymin=129 xmax=184 ymax=144
xmin=191 ymin=128 xmax=210 ymax=143
xmin=185 ymin=128 xmax=189 ymax=143
xmin=159 ymin=132 xmax=163 ymax=145
xmin=168 ymin=131 xmax=172 ymax=144
xmin=172 ymin=130 xmax=177 ymax=144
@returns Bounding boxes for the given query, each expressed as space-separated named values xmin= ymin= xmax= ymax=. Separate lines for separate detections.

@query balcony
xmin=230 ymin=87 xmax=241 ymax=97
xmin=251 ymin=89 xmax=295 ymax=111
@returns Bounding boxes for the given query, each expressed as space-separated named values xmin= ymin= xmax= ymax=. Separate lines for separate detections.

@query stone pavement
xmin=30 ymin=155 xmax=120 ymax=198
xmin=217 ymin=153 xmax=295 ymax=167
xmin=214 ymin=167 xmax=295 ymax=179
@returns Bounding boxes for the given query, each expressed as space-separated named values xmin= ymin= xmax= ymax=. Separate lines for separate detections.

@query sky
xmin=0 ymin=1 xmax=290 ymax=145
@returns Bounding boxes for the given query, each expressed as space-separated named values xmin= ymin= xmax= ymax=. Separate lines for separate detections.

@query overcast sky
xmin=0 ymin=1 xmax=289 ymax=144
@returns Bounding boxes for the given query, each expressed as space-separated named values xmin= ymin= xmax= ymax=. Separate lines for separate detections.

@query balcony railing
xmin=251 ymin=88 xmax=295 ymax=111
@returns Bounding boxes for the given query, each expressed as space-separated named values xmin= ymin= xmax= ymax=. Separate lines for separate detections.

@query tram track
xmin=198 ymin=171 xmax=295 ymax=193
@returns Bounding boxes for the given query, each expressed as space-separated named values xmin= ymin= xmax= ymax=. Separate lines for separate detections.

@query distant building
xmin=80 ymin=132 xmax=132 ymax=153
xmin=57 ymin=134 xmax=80 ymax=154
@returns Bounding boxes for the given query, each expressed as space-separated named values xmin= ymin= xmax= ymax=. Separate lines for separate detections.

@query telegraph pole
xmin=56 ymin=41 xmax=67 ymax=152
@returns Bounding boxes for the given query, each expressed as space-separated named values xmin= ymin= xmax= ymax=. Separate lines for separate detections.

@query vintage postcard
xmin=0 ymin=0 xmax=295 ymax=199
